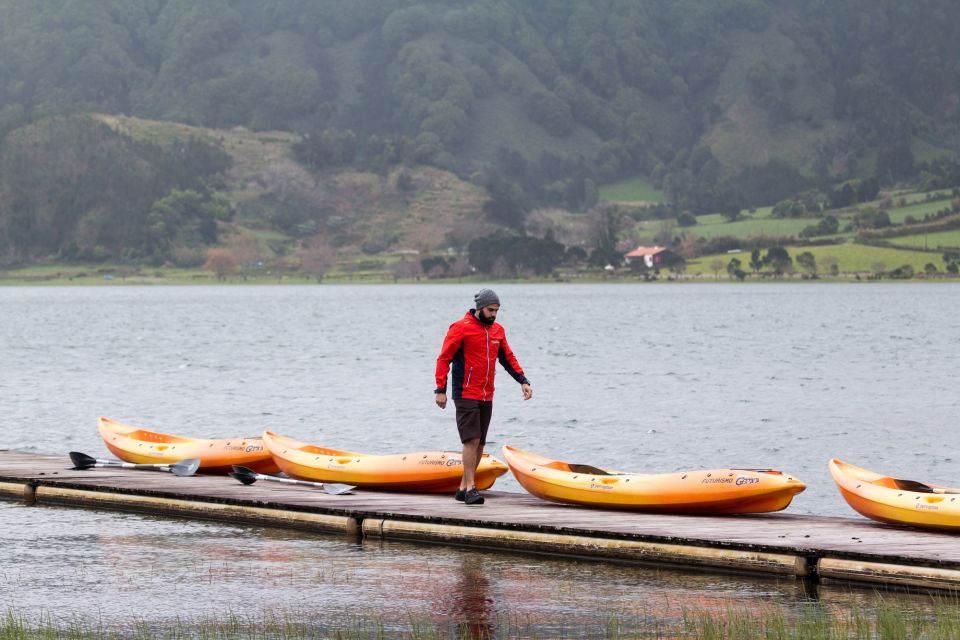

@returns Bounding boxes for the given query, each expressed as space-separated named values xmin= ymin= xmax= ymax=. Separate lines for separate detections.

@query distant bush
xmin=677 ymin=212 xmax=698 ymax=227
xmin=885 ymin=264 xmax=915 ymax=279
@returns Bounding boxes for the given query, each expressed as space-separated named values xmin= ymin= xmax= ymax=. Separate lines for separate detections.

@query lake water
xmin=2 ymin=283 xmax=959 ymax=631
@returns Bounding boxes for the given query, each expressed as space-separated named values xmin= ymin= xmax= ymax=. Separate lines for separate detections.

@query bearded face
xmin=476 ymin=304 xmax=499 ymax=325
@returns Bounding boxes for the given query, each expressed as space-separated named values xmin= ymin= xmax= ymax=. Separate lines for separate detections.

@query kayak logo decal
xmin=701 ymin=477 xmax=733 ymax=484
xmin=245 ymin=445 xmax=264 ymax=453
xmin=735 ymin=476 xmax=760 ymax=486
xmin=415 ymin=457 xmax=463 ymax=467
xmin=590 ymin=483 xmax=614 ymax=490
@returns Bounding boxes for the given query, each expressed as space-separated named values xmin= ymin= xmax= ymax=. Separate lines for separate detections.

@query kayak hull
xmin=98 ymin=417 xmax=279 ymax=474
xmin=263 ymin=430 xmax=508 ymax=492
xmin=829 ymin=458 xmax=960 ymax=531
xmin=502 ymin=445 xmax=805 ymax=514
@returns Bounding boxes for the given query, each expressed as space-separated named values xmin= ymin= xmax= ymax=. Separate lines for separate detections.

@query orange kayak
xmin=263 ymin=430 xmax=508 ymax=492
xmin=502 ymin=445 xmax=806 ymax=514
xmin=98 ymin=416 xmax=279 ymax=474
xmin=829 ymin=458 xmax=960 ymax=531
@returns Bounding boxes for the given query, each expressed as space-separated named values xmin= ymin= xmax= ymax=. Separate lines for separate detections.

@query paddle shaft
xmin=125 ymin=461 xmax=169 ymax=470
xmin=252 ymin=473 xmax=330 ymax=489
xmin=88 ymin=461 xmax=177 ymax=471
xmin=228 ymin=465 xmax=353 ymax=494
xmin=70 ymin=451 xmax=199 ymax=476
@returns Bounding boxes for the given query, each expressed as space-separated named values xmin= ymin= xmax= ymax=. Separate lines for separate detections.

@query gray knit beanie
xmin=474 ymin=288 xmax=500 ymax=309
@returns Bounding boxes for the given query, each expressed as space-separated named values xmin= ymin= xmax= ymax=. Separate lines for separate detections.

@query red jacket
xmin=436 ymin=310 xmax=529 ymax=401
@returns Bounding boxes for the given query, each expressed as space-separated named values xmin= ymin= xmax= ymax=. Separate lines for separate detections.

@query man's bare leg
xmin=460 ymin=438 xmax=482 ymax=490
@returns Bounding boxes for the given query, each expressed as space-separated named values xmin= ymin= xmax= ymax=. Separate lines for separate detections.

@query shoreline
xmin=1 ymin=269 xmax=955 ymax=286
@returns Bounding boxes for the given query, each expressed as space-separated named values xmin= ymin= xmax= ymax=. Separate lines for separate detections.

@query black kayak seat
xmin=892 ymin=477 xmax=957 ymax=494
xmin=567 ymin=463 xmax=614 ymax=476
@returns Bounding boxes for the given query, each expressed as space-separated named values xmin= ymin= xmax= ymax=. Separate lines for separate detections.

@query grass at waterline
xmin=5 ymin=600 xmax=960 ymax=640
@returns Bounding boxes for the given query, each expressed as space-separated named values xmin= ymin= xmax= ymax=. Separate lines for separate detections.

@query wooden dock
xmin=3 ymin=451 xmax=960 ymax=592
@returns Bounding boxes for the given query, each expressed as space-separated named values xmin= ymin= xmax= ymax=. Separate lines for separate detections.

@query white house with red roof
xmin=623 ymin=245 xmax=682 ymax=268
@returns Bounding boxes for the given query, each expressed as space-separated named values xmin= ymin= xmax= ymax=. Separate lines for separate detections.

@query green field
xmin=912 ymin=135 xmax=955 ymax=164
xmin=884 ymin=196 xmax=955 ymax=224
xmin=686 ymin=242 xmax=945 ymax=277
xmin=894 ymin=189 xmax=953 ymax=205
xmin=685 ymin=215 xmax=818 ymax=240
xmin=890 ymin=229 xmax=960 ymax=251
xmin=599 ymin=177 xmax=664 ymax=203
xmin=634 ymin=207 xmax=832 ymax=242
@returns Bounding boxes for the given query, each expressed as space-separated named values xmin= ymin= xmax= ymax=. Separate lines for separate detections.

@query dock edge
xmin=33 ymin=485 xmax=359 ymax=535
xmin=363 ymin=517 xmax=809 ymax=576
xmin=819 ymin=558 xmax=960 ymax=592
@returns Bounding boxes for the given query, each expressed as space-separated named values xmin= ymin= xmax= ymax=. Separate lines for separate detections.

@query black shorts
xmin=454 ymin=399 xmax=493 ymax=444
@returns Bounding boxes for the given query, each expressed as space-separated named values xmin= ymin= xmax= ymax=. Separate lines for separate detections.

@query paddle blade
xmin=323 ymin=483 xmax=355 ymax=496
xmin=229 ymin=465 xmax=258 ymax=485
xmin=170 ymin=458 xmax=200 ymax=477
xmin=69 ymin=451 xmax=98 ymax=469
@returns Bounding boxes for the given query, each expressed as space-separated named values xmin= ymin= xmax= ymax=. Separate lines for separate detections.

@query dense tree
xmin=1 ymin=0 xmax=959 ymax=262
xmin=851 ymin=207 xmax=891 ymax=230
xmin=796 ymin=251 xmax=817 ymax=276
xmin=468 ymin=230 xmax=564 ymax=275
xmin=145 ymin=189 xmax=229 ymax=261
xmin=764 ymin=246 xmax=792 ymax=276
xmin=482 ymin=174 xmax=528 ymax=229
xmin=526 ymin=89 xmax=574 ymax=138
xmin=0 ymin=116 xmax=229 ymax=263
xmin=726 ymin=257 xmax=746 ymax=280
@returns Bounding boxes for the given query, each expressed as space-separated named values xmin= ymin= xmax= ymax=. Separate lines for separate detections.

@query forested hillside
xmin=1 ymin=0 xmax=960 ymax=272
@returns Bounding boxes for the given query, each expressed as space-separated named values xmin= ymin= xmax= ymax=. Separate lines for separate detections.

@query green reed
xmin=5 ymin=598 xmax=960 ymax=639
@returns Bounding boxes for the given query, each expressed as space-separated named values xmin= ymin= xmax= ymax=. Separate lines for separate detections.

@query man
xmin=435 ymin=288 xmax=533 ymax=505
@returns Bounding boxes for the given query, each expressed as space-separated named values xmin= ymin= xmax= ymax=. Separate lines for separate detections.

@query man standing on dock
xmin=435 ymin=288 xmax=533 ymax=505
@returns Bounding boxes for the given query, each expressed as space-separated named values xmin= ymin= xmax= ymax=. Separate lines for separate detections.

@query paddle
xmin=229 ymin=465 xmax=355 ymax=495
xmin=69 ymin=451 xmax=200 ymax=477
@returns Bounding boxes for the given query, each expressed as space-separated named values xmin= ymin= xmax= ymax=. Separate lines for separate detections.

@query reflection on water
xmin=428 ymin=556 xmax=496 ymax=638
xmin=2 ymin=501 xmax=958 ymax=635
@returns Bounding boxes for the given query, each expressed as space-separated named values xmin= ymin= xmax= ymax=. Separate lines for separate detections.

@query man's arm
xmin=498 ymin=337 xmax=533 ymax=400
xmin=434 ymin=323 xmax=463 ymax=409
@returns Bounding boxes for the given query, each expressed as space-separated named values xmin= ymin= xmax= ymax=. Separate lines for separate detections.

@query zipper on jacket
xmin=482 ymin=328 xmax=490 ymax=400
xmin=465 ymin=367 xmax=473 ymax=387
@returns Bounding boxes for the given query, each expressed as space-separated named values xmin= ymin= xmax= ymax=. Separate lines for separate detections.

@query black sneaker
xmin=464 ymin=488 xmax=485 ymax=505
xmin=454 ymin=489 xmax=466 ymax=502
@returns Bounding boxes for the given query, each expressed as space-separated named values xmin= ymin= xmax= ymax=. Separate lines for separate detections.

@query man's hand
xmin=435 ymin=392 xmax=447 ymax=409
xmin=521 ymin=383 xmax=533 ymax=401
